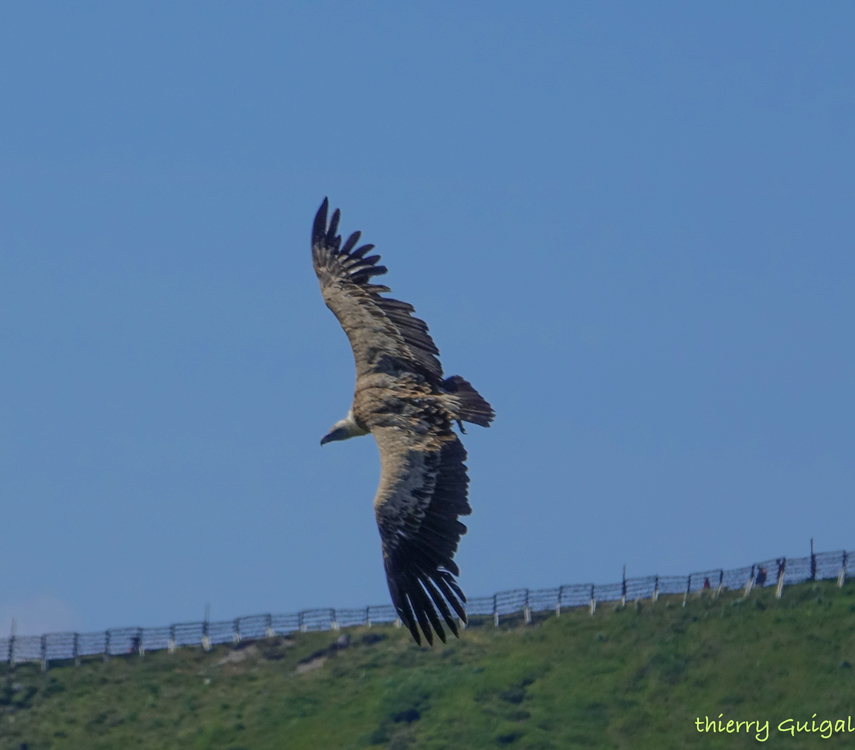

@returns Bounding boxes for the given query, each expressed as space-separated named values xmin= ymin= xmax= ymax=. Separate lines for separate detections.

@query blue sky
xmin=1 ymin=3 xmax=853 ymax=635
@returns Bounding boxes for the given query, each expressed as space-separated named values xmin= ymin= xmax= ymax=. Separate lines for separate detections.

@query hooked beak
xmin=320 ymin=425 xmax=348 ymax=446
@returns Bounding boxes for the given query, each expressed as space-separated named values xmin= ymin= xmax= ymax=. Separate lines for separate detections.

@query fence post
xmin=329 ymin=611 xmax=340 ymax=632
xmin=266 ymin=614 xmax=276 ymax=637
xmin=138 ymin=627 xmax=145 ymax=657
xmin=524 ymin=590 xmax=531 ymax=624
xmin=652 ymin=576 xmax=659 ymax=603
xmin=233 ymin=618 xmax=242 ymax=643
xmin=839 ymin=552 xmax=848 ymax=588
xmin=743 ymin=565 xmax=756 ymax=598
xmin=556 ymin=586 xmax=563 ymax=617
xmin=589 ymin=585 xmax=596 ymax=615
xmin=620 ymin=566 xmax=627 ymax=607
xmin=682 ymin=575 xmax=691 ymax=607
xmin=168 ymin=625 xmax=176 ymax=653
xmin=810 ymin=539 xmax=816 ymax=581
xmin=202 ymin=618 xmax=211 ymax=652
xmin=715 ymin=570 xmax=724 ymax=598
xmin=103 ymin=630 xmax=111 ymax=663
xmin=775 ymin=558 xmax=786 ymax=599
xmin=41 ymin=635 xmax=48 ymax=672
xmin=493 ymin=594 xmax=499 ymax=627
xmin=73 ymin=633 xmax=80 ymax=667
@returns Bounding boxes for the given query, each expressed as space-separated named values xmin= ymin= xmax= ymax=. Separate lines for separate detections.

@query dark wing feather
xmin=373 ymin=426 xmax=470 ymax=645
xmin=312 ymin=198 xmax=442 ymax=380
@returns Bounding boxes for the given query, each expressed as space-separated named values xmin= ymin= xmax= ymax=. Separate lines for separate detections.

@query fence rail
xmin=2 ymin=547 xmax=851 ymax=670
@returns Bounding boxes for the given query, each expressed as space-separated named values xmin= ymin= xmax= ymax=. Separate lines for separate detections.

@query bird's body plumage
xmin=311 ymin=199 xmax=494 ymax=645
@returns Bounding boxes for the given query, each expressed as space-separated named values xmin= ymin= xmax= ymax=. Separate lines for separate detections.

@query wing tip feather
xmin=312 ymin=198 xmax=329 ymax=245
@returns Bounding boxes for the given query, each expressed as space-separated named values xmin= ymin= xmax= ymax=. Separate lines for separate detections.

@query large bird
xmin=312 ymin=199 xmax=494 ymax=645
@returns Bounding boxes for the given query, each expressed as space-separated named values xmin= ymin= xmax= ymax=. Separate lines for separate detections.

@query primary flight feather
xmin=312 ymin=198 xmax=494 ymax=645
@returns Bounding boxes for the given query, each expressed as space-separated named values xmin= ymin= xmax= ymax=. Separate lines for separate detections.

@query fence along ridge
xmin=1 ymin=547 xmax=850 ymax=671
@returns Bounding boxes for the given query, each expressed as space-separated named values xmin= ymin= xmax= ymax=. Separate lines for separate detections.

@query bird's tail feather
xmin=443 ymin=375 xmax=495 ymax=427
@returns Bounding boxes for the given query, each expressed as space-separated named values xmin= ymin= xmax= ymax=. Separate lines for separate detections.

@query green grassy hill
xmin=2 ymin=581 xmax=854 ymax=749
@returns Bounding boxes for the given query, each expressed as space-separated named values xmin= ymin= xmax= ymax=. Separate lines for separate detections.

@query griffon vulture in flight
xmin=312 ymin=199 xmax=494 ymax=645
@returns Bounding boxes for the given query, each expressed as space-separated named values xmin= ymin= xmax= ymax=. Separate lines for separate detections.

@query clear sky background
xmin=1 ymin=3 xmax=853 ymax=635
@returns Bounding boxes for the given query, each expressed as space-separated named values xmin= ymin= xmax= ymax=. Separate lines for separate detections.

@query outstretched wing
xmin=312 ymin=198 xmax=443 ymax=380
xmin=372 ymin=424 xmax=471 ymax=645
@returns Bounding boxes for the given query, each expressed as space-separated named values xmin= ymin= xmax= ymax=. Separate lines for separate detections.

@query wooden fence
xmin=1 ymin=546 xmax=850 ymax=671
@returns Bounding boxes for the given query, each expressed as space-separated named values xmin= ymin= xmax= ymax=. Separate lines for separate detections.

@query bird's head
xmin=320 ymin=410 xmax=368 ymax=446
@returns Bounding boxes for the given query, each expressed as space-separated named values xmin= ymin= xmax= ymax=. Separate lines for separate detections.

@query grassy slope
xmin=1 ymin=581 xmax=854 ymax=750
